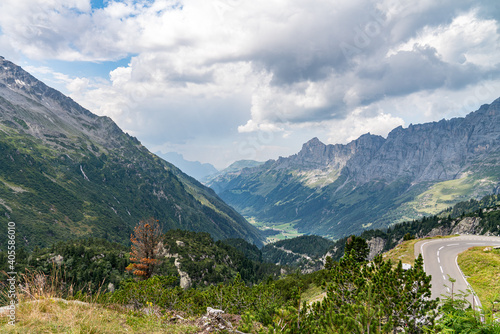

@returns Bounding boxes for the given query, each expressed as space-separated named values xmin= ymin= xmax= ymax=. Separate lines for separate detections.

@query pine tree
xmin=304 ymin=253 xmax=437 ymax=333
xmin=126 ymin=218 xmax=163 ymax=279
xmin=344 ymin=235 xmax=369 ymax=262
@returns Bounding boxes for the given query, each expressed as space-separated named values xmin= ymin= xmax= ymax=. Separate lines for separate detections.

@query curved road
xmin=415 ymin=235 xmax=500 ymax=308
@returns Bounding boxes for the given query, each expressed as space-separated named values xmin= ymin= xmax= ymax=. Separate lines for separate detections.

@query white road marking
xmin=416 ymin=236 xmax=500 ymax=301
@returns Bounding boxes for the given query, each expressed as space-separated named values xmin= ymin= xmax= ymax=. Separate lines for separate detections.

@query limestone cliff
xmin=209 ymin=98 xmax=500 ymax=239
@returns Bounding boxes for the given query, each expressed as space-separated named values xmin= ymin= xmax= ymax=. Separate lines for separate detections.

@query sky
xmin=0 ymin=0 xmax=499 ymax=169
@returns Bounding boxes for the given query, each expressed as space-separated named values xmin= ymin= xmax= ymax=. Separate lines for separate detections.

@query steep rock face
xmin=424 ymin=217 xmax=484 ymax=237
xmin=0 ymin=56 xmax=264 ymax=249
xmin=451 ymin=217 xmax=483 ymax=235
xmin=367 ymin=237 xmax=386 ymax=260
xmin=347 ymin=102 xmax=500 ymax=184
xmin=270 ymin=134 xmax=385 ymax=173
xmin=209 ymin=98 xmax=500 ymax=239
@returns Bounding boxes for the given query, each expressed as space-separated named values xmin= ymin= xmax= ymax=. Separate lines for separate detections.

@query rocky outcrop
xmin=367 ymin=237 xmax=386 ymax=260
xmin=425 ymin=217 xmax=483 ymax=237
xmin=271 ymin=134 xmax=386 ymax=172
xmin=174 ymin=258 xmax=192 ymax=290
xmin=197 ymin=307 xmax=247 ymax=334
xmin=451 ymin=217 xmax=482 ymax=235
xmin=426 ymin=226 xmax=450 ymax=238
xmin=158 ymin=242 xmax=192 ymax=289
xmin=48 ymin=255 xmax=64 ymax=266
xmin=347 ymin=102 xmax=500 ymax=184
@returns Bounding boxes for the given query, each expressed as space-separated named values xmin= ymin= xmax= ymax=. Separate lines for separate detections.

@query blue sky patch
xmin=43 ymin=56 xmax=132 ymax=79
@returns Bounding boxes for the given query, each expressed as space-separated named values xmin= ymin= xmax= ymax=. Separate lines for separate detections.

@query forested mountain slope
xmin=0 ymin=56 xmax=263 ymax=249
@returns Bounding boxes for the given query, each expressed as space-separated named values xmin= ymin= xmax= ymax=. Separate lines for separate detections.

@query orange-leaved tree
xmin=126 ymin=218 xmax=163 ymax=279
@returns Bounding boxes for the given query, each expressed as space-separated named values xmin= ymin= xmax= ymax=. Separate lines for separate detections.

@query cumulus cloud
xmin=326 ymin=110 xmax=405 ymax=144
xmin=0 ymin=0 xmax=499 ymax=167
xmin=389 ymin=9 xmax=500 ymax=67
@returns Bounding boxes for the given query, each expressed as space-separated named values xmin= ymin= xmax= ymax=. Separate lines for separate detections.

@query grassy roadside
xmin=382 ymin=235 xmax=459 ymax=266
xmin=0 ymin=270 xmax=200 ymax=333
xmin=457 ymin=246 xmax=500 ymax=311
xmin=0 ymin=298 xmax=199 ymax=333
xmin=382 ymin=238 xmax=422 ymax=265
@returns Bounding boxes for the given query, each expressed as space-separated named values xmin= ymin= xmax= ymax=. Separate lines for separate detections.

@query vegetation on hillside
xmin=5 ymin=249 xmax=489 ymax=333
xmin=0 ymin=58 xmax=264 ymax=250
xmin=328 ymin=193 xmax=500 ymax=261
xmin=343 ymin=235 xmax=369 ymax=263
xmin=0 ymin=229 xmax=280 ymax=303
xmin=435 ymin=293 xmax=500 ymax=333
xmin=2 ymin=224 xmax=500 ymax=332
xmin=261 ymin=235 xmax=334 ymax=267
xmin=442 ymin=193 xmax=500 ymax=219
xmin=161 ymin=229 xmax=281 ymax=286
xmin=0 ymin=238 xmax=132 ymax=295
xmin=0 ymin=270 xmax=199 ymax=333
xmin=0 ymin=128 xmax=265 ymax=250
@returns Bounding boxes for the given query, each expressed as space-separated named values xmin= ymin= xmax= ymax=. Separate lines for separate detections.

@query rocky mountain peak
xmin=0 ymin=57 xmax=95 ymax=119
xmin=209 ymin=97 xmax=500 ymax=239
xmin=293 ymin=137 xmax=323 ymax=159
xmin=0 ymin=56 xmax=128 ymax=150
xmin=302 ymin=137 xmax=323 ymax=149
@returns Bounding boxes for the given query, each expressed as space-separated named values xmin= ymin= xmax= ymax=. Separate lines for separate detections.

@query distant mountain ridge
xmin=157 ymin=151 xmax=218 ymax=182
xmin=205 ymin=159 xmax=264 ymax=192
xmin=208 ymin=98 xmax=500 ymax=239
xmin=0 ymin=56 xmax=264 ymax=249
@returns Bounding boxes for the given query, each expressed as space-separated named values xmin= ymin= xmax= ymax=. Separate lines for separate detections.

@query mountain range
xmin=0 ymin=56 xmax=263 ymax=249
xmin=208 ymin=99 xmax=500 ymax=240
xmin=156 ymin=151 xmax=218 ymax=182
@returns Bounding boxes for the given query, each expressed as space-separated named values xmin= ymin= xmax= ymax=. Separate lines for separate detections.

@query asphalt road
xmin=414 ymin=235 xmax=500 ymax=308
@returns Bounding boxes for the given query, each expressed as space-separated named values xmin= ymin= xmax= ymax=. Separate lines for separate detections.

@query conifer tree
xmin=126 ymin=218 xmax=163 ymax=279
xmin=305 ymin=253 xmax=437 ymax=333
xmin=344 ymin=235 xmax=369 ymax=262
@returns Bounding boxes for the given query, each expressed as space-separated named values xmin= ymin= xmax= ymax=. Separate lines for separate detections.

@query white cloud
xmin=1 ymin=0 xmax=499 ymax=166
xmin=388 ymin=9 xmax=500 ymax=67
xmin=326 ymin=110 xmax=405 ymax=144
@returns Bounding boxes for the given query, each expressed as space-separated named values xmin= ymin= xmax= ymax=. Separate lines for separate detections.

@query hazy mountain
xmin=220 ymin=160 xmax=265 ymax=173
xmin=208 ymin=98 xmax=500 ymax=240
xmin=0 ymin=56 xmax=264 ymax=249
xmin=156 ymin=151 xmax=218 ymax=182
xmin=204 ymin=159 xmax=265 ymax=192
